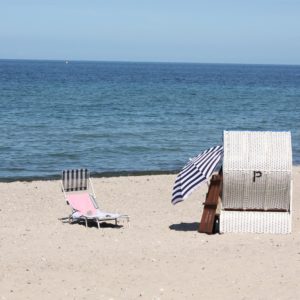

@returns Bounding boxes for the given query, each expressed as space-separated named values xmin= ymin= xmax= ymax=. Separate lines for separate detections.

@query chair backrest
xmin=62 ymin=169 xmax=89 ymax=192
xmin=222 ymin=131 xmax=292 ymax=211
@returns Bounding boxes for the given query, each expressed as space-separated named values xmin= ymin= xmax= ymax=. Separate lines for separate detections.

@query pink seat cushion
xmin=66 ymin=193 xmax=97 ymax=216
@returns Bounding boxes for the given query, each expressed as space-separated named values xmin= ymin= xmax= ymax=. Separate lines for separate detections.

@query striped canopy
xmin=172 ymin=145 xmax=223 ymax=205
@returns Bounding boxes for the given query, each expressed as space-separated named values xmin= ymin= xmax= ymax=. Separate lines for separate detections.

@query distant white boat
xmin=65 ymin=60 xmax=69 ymax=64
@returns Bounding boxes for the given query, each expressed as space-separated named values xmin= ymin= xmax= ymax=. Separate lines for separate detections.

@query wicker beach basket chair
xmin=220 ymin=131 xmax=292 ymax=234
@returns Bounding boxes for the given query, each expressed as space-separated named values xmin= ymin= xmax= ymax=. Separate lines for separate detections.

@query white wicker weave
xmin=220 ymin=211 xmax=291 ymax=234
xmin=220 ymin=131 xmax=292 ymax=234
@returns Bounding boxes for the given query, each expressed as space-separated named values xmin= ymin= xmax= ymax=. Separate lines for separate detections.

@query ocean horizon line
xmin=1 ymin=58 xmax=300 ymax=67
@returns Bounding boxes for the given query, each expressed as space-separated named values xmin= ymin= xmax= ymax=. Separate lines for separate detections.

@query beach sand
xmin=0 ymin=167 xmax=300 ymax=300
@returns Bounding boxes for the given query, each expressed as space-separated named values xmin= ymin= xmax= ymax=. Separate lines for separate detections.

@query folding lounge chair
xmin=61 ymin=169 xmax=129 ymax=229
xmin=220 ymin=131 xmax=292 ymax=234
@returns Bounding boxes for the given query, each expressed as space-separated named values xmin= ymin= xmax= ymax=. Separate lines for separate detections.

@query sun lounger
xmin=61 ymin=169 xmax=129 ymax=229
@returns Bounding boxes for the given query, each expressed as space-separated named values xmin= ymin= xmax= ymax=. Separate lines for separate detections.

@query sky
xmin=0 ymin=0 xmax=300 ymax=64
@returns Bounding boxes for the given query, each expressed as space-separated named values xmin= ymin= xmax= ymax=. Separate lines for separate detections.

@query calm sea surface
xmin=0 ymin=60 xmax=299 ymax=181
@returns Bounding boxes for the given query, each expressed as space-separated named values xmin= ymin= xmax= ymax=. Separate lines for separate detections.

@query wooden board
xmin=199 ymin=174 xmax=222 ymax=234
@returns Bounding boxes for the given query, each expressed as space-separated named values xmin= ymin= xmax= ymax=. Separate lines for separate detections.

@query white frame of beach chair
xmin=220 ymin=131 xmax=293 ymax=234
xmin=61 ymin=168 xmax=129 ymax=229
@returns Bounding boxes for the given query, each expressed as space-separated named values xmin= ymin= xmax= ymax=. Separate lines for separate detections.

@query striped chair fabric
xmin=62 ymin=169 xmax=89 ymax=192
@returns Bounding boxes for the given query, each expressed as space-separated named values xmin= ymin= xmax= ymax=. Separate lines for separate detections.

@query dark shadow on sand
xmin=169 ymin=222 xmax=199 ymax=232
xmin=169 ymin=217 xmax=220 ymax=234
xmin=78 ymin=221 xmax=123 ymax=229
xmin=59 ymin=217 xmax=123 ymax=229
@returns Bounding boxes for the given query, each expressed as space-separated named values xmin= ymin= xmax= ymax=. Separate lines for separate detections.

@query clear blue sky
xmin=1 ymin=0 xmax=300 ymax=64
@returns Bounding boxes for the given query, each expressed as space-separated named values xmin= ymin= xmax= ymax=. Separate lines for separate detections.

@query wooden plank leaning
xmin=198 ymin=174 xmax=222 ymax=234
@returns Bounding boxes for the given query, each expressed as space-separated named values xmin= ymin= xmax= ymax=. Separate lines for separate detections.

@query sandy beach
xmin=0 ymin=166 xmax=300 ymax=300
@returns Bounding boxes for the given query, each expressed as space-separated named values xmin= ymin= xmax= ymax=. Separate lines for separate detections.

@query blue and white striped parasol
xmin=172 ymin=145 xmax=223 ymax=205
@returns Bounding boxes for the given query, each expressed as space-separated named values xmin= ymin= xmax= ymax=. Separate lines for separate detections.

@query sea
xmin=0 ymin=59 xmax=299 ymax=181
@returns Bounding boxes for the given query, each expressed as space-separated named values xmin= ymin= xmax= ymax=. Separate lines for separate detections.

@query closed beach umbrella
xmin=172 ymin=145 xmax=223 ymax=205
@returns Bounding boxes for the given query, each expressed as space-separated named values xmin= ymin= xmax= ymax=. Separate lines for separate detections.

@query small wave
xmin=48 ymin=153 xmax=80 ymax=159
xmin=0 ymin=169 xmax=179 ymax=182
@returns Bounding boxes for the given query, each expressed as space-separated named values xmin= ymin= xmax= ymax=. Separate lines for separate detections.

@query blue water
xmin=0 ymin=59 xmax=299 ymax=181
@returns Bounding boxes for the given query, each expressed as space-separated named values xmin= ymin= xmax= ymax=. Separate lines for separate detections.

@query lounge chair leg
xmin=85 ymin=218 xmax=88 ymax=228
xmin=97 ymin=220 xmax=100 ymax=229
